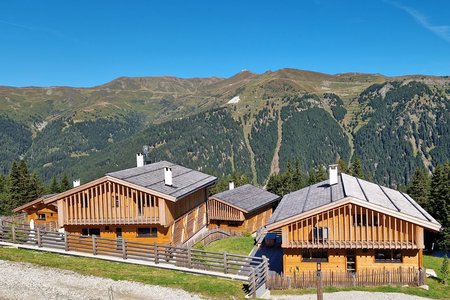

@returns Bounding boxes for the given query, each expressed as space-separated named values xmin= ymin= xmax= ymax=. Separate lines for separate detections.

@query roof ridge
xmin=355 ymin=176 xmax=369 ymax=201
xmin=399 ymin=191 xmax=433 ymax=222
xmin=301 ymin=186 xmax=312 ymax=213
xmin=378 ymin=185 xmax=401 ymax=212
xmin=340 ymin=173 xmax=347 ymax=197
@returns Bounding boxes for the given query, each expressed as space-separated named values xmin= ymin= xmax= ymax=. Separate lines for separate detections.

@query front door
xmin=346 ymin=251 xmax=356 ymax=272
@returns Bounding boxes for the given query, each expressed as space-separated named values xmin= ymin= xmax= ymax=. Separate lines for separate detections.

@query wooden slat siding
xmin=207 ymin=199 xmax=244 ymax=221
xmin=281 ymin=203 xmax=421 ymax=249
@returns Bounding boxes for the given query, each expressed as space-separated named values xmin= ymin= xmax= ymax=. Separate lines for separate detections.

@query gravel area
xmin=272 ymin=291 xmax=430 ymax=300
xmin=0 ymin=260 xmax=201 ymax=300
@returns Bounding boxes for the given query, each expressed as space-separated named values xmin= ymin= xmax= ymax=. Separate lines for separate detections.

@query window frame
xmin=374 ymin=250 xmax=402 ymax=263
xmin=137 ymin=227 xmax=157 ymax=238
xmin=301 ymin=249 xmax=328 ymax=262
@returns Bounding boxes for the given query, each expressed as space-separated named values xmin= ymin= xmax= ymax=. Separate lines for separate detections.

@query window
xmin=115 ymin=196 xmax=120 ymax=207
xmin=375 ymin=250 xmax=402 ymax=263
xmin=137 ymin=227 xmax=157 ymax=237
xmin=228 ymin=221 xmax=240 ymax=227
xmin=38 ymin=214 xmax=46 ymax=220
xmin=302 ymin=249 xmax=328 ymax=262
xmin=81 ymin=228 xmax=101 ymax=236
xmin=312 ymin=227 xmax=328 ymax=240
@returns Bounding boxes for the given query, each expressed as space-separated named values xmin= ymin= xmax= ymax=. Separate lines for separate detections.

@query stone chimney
xmin=229 ymin=181 xmax=235 ymax=190
xmin=136 ymin=153 xmax=144 ymax=167
xmin=164 ymin=167 xmax=173 ymax=186
xmin=329 ymin=164 xmax=338 ymax=186
xmin=73 ymin=179 xmax=80 ymax=188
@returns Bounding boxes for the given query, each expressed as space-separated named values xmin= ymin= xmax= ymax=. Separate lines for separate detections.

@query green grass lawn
xmin=0 ymin=246 xmax=245 ymax=299
xmin=194 ymin=236 xmax=255 ymax=256
xmin=271 ymin=255 xmax=450 ymax=299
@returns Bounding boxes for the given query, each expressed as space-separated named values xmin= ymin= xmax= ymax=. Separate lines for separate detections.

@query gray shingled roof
xmin=107 ymin=161 xmax=217 ymax=200
xmin=211 ymin=184 xmax=281 ymax=213
xmin=269 ymin=173 xmax=440 ymax=227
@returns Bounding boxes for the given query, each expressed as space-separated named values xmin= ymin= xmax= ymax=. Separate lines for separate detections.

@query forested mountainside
xmin=0 ymin=69 xmax=449 ymax=188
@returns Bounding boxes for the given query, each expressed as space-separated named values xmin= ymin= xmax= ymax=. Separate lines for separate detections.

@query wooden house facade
xmin=14 ymin=194 xmax=58 ymax=230
xmin=266 ymin=167 xmax=441 ymax=275
xmin=16 ymin=161 xmax=217 ymax=246
xmin=208 ymin=184 xmax=280 ymax=233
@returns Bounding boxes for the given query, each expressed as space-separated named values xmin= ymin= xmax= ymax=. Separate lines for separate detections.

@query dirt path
xmin=272 ymin=291 xmax=430 ymax=300
xmin=0 ymin=260 xmax=200 ymax=300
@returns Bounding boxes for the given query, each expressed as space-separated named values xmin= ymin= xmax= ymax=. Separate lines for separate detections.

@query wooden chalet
xmin=208 ymin=184 xmax=280 ymax=233
xmin=14 ymin=194 xmax=58 ymax=230
xmin=266 ymin=165 xmax=441 ymax=275
xmin=16 ymin=160 xmax=217 ymax=246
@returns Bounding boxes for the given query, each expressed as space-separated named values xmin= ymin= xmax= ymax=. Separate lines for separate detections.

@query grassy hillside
xmin=0 ymin=69 xmax=449 ymax=187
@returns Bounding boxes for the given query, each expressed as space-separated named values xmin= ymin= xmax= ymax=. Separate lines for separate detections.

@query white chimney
xmin=136 ymin=153 xmax=144 ymax=167
xmin=329 ymin=164 xmax=338 ymax=186
xmin=164 ymin=167 xmax=173 ymax=186
xmin=73 ymin=179 xmax=80 ymax=188
xmin=229 ymin=181 xmax=235 ymax=190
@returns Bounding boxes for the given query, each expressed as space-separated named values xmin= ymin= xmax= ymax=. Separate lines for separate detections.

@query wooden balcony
xmin=64 ymin=216 xmax=160 ymax=226
xmin=283 ymin=239 xmax=418 ymax=249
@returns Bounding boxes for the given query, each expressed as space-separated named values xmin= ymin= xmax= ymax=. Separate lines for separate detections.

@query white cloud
xmin=387 ymin=1 xmax=450 ymax=42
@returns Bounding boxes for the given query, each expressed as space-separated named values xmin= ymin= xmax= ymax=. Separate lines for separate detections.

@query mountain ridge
xmin=0 ymin=68 xmax=449 ymax=189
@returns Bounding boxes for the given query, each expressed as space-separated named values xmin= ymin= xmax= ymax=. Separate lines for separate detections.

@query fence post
xmin=262 ymin=255 xmax=269 ymax=279
xmin=11 ymin=225 xmax=16 ymax=243
xmin=37 ymin=227 xmax=42 ymax=247
xmin=223 ymin=251 xmax=228 ymax=274
xmin=64 ymin=232 xmax=69 ymax=251
xmin=122 ymin=238 xmax=127 ymax=260
xmin=317 ymin=269 xmax=323 ymax=300
xmin=92 ymin=235 xmax=97 ymax=255
xmin=187 ymin=247 xmax=192 ymax=268
xmin=250 ymin=268 xmax=256 ymax=298
xmin=154 ymin=242 xmax=159 ymax=264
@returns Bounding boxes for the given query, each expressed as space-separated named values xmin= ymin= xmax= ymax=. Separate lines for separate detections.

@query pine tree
xmin=7 ymin=161 xmax=23 ymax=212
xmin=337 ymin=159 xmax=348 ymax=174
xmin=29 ymin=172 xmax=44 ymax=201
xmin=407 ymin=167 xmax=431 ymax=211
xmin=315 ymin=165 xmax=327 ymax=182
xmin=267 ymin=174 xmax=282 ymax=196
xmin=430 ymin=162 xmax=450 ymax=250
xmin=308 ymin=168 xmax=317 ymax=185
xmin=351 ymin=156 xmax=363 ymax=178
xmin=49 ymin=177 xmax=60 ymax=193
xmin=292 ymin=159 xmax=305 ymax=190
xmin=60 ymin=174 xmax=71 ymax=192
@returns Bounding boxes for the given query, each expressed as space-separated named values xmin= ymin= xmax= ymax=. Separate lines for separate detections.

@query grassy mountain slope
xmin=0 ymin=69 xmax=449 ymax=188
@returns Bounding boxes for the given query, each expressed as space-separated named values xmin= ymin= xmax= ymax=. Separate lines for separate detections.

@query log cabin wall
xmin=282 ymin=203 xmax=422 ymax=250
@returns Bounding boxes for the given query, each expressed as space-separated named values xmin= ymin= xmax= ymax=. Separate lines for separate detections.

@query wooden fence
xmin=0 ymin=222 xmax=268 ymax=298
xmin=267 ymin=267 xmax=426 ymax=290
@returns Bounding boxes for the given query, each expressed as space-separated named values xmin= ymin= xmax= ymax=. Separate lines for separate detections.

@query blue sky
xmin=0 ymin=0 xmax=449 ymax=87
